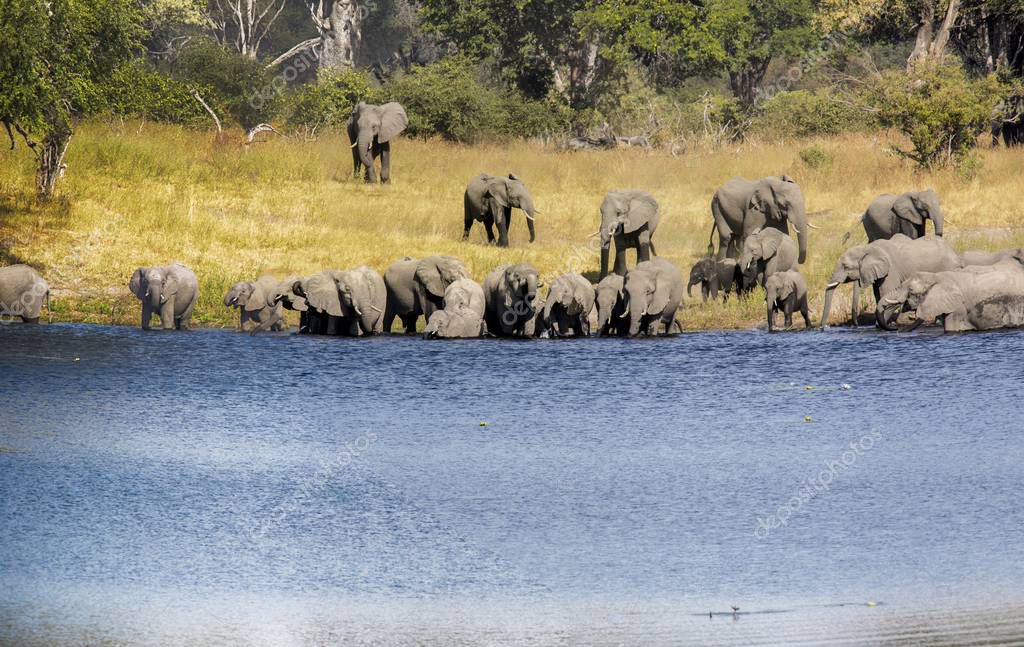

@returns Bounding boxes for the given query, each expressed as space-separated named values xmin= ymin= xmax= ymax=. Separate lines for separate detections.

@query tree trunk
xmin=908 ymin=0 xmax=961 ymax=69
xmin=36 ymin=116 xmax=72 ymax=200
xmin=319 ymin=0 xmax=362 ymax=74
xmin=729 ymin=58 xmax=771 ymax=107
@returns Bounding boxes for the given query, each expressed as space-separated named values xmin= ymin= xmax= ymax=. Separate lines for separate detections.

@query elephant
xmin=346 ymin=101 xmax=408 ymax=184
xmin=270 ymin=273 xmax=346 ymax=335
xmin=710 ymin=175 xmax=808 ymax=265
xmin=541 ymin=272 xmax=596 ymax=337
xmin=960 ymin=248 xmax=1024 ymax=267
xmin=463 ymin=173 xmax=539 ymax=247
xmin=423 ymin=278 xmax=486 ymax=339
xmin=861 ymin=190 xmax=944 ymax=242
xmin=622 ymin=258 xmax=684 ymax=336
xmin=687 ymin=257 xmax=747 ymax=303
xmin=223 ymin=275 xmax=285 ymax=333
xmin=765 ymin=270 xmax=812 ymax=332
xmin=877 ymin=262 xmax=1024 ymax=332
xmin=264 ymin=276 xmax=312 ymax=332
xmin=483 ymin=263 xmax=542 ymax=337
xmin=738 ymin=228 xmax=799 ymax=288
xmin=820 ymin=234 xmax=962 ymax=329
xmin=129 ymin=263 xmax=199 ymax=331
xmin=594 ymin=274 xmax=628 ymax=337
xmin=334 ymin=266 xmax=386 ymax=336
xmin=599 ymin=190 xmax=660 ymax=279
xmin=383 ymin=255 xmax=468 ymax=333
xmin=0 ymin=265 xmax=49 ymax=323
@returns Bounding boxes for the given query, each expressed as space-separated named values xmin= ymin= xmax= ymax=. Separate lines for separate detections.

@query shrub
xmin=286 ymin=69 xmax=381 ymax=130
xmin=798 ymin=145 xmax=835 ymax=169
xmin=97 ymin=61 xmax=210 ymax=126
xmin=870 ymin=62 xmax=1004 ymax=168
xmin=752 ymin=89 xmax=876 ymax=138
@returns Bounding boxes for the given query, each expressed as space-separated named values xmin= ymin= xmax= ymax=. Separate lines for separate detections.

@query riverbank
xmin=2 ymin=122 xmax=1022 ymax=330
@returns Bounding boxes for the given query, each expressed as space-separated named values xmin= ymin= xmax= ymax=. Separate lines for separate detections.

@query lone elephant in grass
xmin=738 ymin=228 xmax=799 ymax=288
xmin=334 ymin=266 xmax=386 ymax=336
xmin=542 ymin=272 xmax=596 ymax=337
xmin=383 ymin=255 xmax=468 ymax=333
xmin=224 ymin=276 xmax=285 ymax=333
xmin=463 ymin=173 xmax=539 ymax=247
xmin=484 ymin=263 xmax=543 ymax=337
xmin=599 ymin=190 xmax=660 ymax=279
xmin=0 ymin=265 xmax=49 ymax=323
xmin=765 ymin=270 xmax=812 ymax=332
xmin=424 ymin=278 xmax=486 ymax=339
xmin=129 ymin=263 xmax=199 ymax=331
xmin=622 ymin=258 xmax=684 ymax=337
xmin=710 ymin=176 xmax=808 ymax=264
xmin=347 ymin=101 xmax=408 ymax=184
xmin=862 ymin=190 xmax=944 ymax=242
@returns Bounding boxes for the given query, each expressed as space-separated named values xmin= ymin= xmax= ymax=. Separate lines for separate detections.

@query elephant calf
xmin=224 ymin=275 xmax=285 ymax=333
xmin=623 ymin=258 xmax=684 ymax=336
xmin=765 ymin=270 xmax=812 ymax=332
xmin=0 ymin=264 xmax=49 ymax=323
xmin=739 ymin=228 xmax=798 ymax=288
xmin=687 ymin=257 xmax=746 ymax=303
xmin=484 ymin=263 xmax=542 ymax=337
xmin=424 ymin=278 xmax=486 ymax=339
xmin=384 ymin=255 xmax=468 ymax=333
xmin=542 ymin=272 xmax=596 ymax=337
xmin=595 ymin=274 xmax=628 ymax=337
xmin=129 ymin=263 xmax=199 ymax=331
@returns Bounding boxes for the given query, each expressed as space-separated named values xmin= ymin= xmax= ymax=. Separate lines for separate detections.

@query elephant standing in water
xmin=129 ymin=263 xmax=198 ymax=331
xmin=595 ymin=274 xmax=628 ymax=336
xmin=346 ymin=101 xmax=408 ymax=184
xmin=269 ymin=273 xmax=345 ymax=335
xmin=710 ymin=176 xmax=808 ymax=264
xmin=383 ymin=255 xmax=468 ymax=333
xmin=0 ymin=265 xmax=49 ymax=323
xmin=334 ymin=266 xmax=386 ymax=336
xmin=862 ymin=190 xmax=944 ymax=242
xmin=223 ymin=276 xmax=285 ymax=333
xmin=542 ymin=272 xmax=596 ymax=337
xmin=878 ymin=262 xmax=1024 ymax=332
xmin=687 ymin=257 xmax=746 ymax=303
xmin=599 ymin=190 xmax=660 ymax=279
xmin=424 ymin=278 xmax=486 ymax=339
xmin=622 ymin=258 xmax=684 ymax=336
xmin=738 ymin=228 xmax=799 ymax=288
xmin=820 ymin=234 xmax=962 ymax=328
xmin=765 ymin=270 xmax=812 ymax=332
xmin=463 ymin=173 xmax=539 ymax=247
xmin=484 ymin=263 xmax=542 ymax=337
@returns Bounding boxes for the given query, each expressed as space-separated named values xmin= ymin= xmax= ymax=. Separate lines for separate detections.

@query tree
xmin=0 ymin=0 xmax=141 ymax=198
xmin=203 ymin=0 xmax=287 ymax=59
xmin=264 ymin=0 xmax=363 ymax=76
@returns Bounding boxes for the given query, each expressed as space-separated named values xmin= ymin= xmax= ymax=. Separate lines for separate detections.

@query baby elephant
xmin=129 ymin=263 xmax=199 ymax=330
xmin=0 ymin=264 xmax=49 ymax=323
xmin=542 ymin=272 xmax=596 ymax=337
xmin=764 ymin=270 xmax=812 ymax=332
xmin=223 ymin=275 xmax=285 ymax=333
xmin=595 ymin=274 xmax=628 ymax=336
xmin=424 ymin=278 xmax=486 ymax=339
xmin=687 ymin=257 xmax=745 ymax=303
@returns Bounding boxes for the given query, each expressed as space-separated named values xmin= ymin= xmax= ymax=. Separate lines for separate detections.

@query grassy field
xmin=1 ymin=121 xmax=1023 ymax=330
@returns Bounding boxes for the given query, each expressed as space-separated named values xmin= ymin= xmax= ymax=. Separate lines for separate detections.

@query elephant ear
xmin=245 ymin=282 xmax=268 ymax=312
xmin=649 ymin=274 xmax=672 ymax=315
xmin=759 ymin=232 xmax=782 ymax=260
xmin=917 ymin=282 xmax=966 ymax=321
xmin=306 ymin=275 xmax=343 ymax=317
xmin=893 ymin=194 xmax=924 ymax=225
xmin=623 ymin=192 xmax=658 ymax=234
xmin=163 ymin=271 xmax=180 ymax=297
xmin=777 ymin=276 xmax=795 ymax=302
xmin=129 ymin=269 xmax=145 ymax=299
xmin=377 ymin=102 xmax=408 ymax=143
xmin=859 ymin=254 xmax=891 ymax=286
xmin=486 ymin=178 xmax=510 ymax=208
xmin=416 ymin=261 xmax=447 ymax=299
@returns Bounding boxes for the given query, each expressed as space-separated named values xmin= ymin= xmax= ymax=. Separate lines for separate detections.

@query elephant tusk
xmin=806 ymin=222 xmax=820 ymax=230
xmin=351 ymin=142 xmax=358 ymax=148
xmin=369 ymin=304 xmax=383 ymax=313
xmin=589 ymin=230 xmax=601 ymax=238
xmin=826 ymin=281 xmax=840 ymax=289
xmin=524 ymin=212 xmax=536 ymax=221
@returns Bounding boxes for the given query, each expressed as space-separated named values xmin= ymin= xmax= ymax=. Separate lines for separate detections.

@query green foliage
xmin=98 ymin=62 xmax=210 ymax=126
xmin=172 ymin=39 xmax=279 ymax=129
xmin=798 ymin=145 xmax=835 ymax=169
xmin=752 ymin=89 xmax=876 ymax=137
xmin=871 ymin=62 xmax=1004 ymax=168
xmin=287 ymin=69 xmax=381 ymax=129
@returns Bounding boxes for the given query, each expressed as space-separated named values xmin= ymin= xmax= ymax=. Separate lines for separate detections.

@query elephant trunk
xmin=765 ymin=287 xmax=776 ymax=332
xmin=525 ymin=274 xmax=538 ymax=308
xmin=876 ymin=287 xmax=908 ymax=331
xmin=931 ymin=208 xmax=944 ymax=238
xmin=358 ymin=133 xmax=376 ymax=182
xmin=625 ymin=289 xmax=644 ymax=336
xmin=687 ymin=275 xmax=701 ymax=299
xmin=791 ymin=205 xmax=809 ymax=264
xmin=600 ymin=246 xmax=610 ymax=279
xmin=148 ymin=286 xmax=162 ymax=310
xmin=596 ymin=305 xmax=611 ymax=335
xmin=526 ymin=209 xmax=537 ymax=243
xmin=821 ymin=284 xmax=838 ymax=328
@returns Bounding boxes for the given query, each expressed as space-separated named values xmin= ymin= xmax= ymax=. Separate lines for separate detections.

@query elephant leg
xmin=711 ymin=198 xmax=732 ymax=260
xmin=495 ymin=207 xmax=511 ymax=247
xmin=483 ymin=216 xmax=496 ymax=244
xmin=383 ymin=303 xmax=396 ymax=333
xmin=176 ymin=298 xmax=194 ymax=331
xmin=160 ymin=298 xmax=176 ymax=330
xmin=239 ymin=309 xmax=249 ymax=331
xmin=379 ymin=142 xmax=392 ymax=184
xmin=637 ymin=229 xmax=652 ymax=263
xmin=463 ymin=202 xmax=475 ymax=240
xmin=140 ymin=302 xmax=153 ymax=331
xmin=783 ymin=298 xmax=794 ymax=329
xmin=702 ymin=284 xmax=710 ymax=303
xmin=402 ymin=313 xmax=418 ymax=334
xmin=351 ymin=145 xmax=361 ymax=178
xmin=347 ymin=319 xmax=362 ymax=336
xmin=613 ymin=236 xmax=628 ymax=276
xmin=851 ymin=283 xmax=861 ymax=327
xmin=767 ymin=303 xmax=775 ymax=333
xmin=800 ymin=299 xmax=812 ymax=329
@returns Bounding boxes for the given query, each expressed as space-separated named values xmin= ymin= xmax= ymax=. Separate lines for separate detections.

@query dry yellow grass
xmin=1 ymin=121 xmax=1023 ymax=330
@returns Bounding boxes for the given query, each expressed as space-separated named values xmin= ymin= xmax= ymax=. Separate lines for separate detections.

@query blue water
xmin=1 ymin=323 xmax=1023 ymax=644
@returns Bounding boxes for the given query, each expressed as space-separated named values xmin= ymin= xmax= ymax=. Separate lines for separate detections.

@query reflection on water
xmin=1 ymin=324 xmax=1023 ymax=645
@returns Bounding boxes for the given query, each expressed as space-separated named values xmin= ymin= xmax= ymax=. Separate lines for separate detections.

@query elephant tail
xmin=706 ymin=221 xmax=718 ymax=258
xmin=649 ymin=240 xmax=657 ymax=257
xmin=841 ymin=212 xmax=867 ymax=245
xmin=45 ymin=288 xmax=51 ymax=324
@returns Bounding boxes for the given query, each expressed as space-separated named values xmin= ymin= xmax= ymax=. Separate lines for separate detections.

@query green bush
xmin=752 ymin=89 xmax=876 ymax=138
xmin=286 ymin=69 xmax=381 ymax=130
xmin=798 ymin=145 xmax=835 ymax=169
xmin=870 ymin=62 xmax=1004 ymax=168
xmin=97 ymin=61 xmax=210 ymax=126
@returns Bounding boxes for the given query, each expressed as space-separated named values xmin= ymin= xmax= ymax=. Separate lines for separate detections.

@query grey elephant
xmin=542 ymin=272 xmax=596 ymax=337
xmin=710 ymin=175 xmax=809 ymax=264
xmin=599 ymin=190 xmax=660 ymax=278
xmin=862 ymin=190 xmax=944 ymax=242
xmin=765 ymin=270 xmax=812 ymax=332
xmin=0 ymin=265 xmax=49 ymax=323
xmin=821 ymin=234 xmax=962 ymax=329
xmin=463 ymin=173 xmax=539 ymax=247
xmin=423 ymin=278 xmax=486 ymax=339
xmin=346 ymin=101 xmax=408 ymax=184
xmin=334 ymin=266 xmax=386 ymax=336
xmin=265 ymin=276 xmax=312 ymax=332
xmin=383 ymin=255 xmax=468 ymax=333
xmin=595 ymin=274 xmax=628 ymax=337
xmin=223 ymin=275 xmax=285 ymax=333
xmin=738 ymin=228 xmax=799 ymax=288
xmin=271 ymin=273 xmax=345 ymax=335
xmin=483 ymin=263 xmax=542 ymax=337
xmin=878 ymin=262 xmax=1024 ymax=332
xmin=960 ymin=248 xmax=1024 ymax=267
xmin=622 ymin=258 xmax=684 ymax=336
xmin=129 ymin=263 xmax=199 ymax=331
xmin=687 ymin=257 xmax=746 ymax=303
